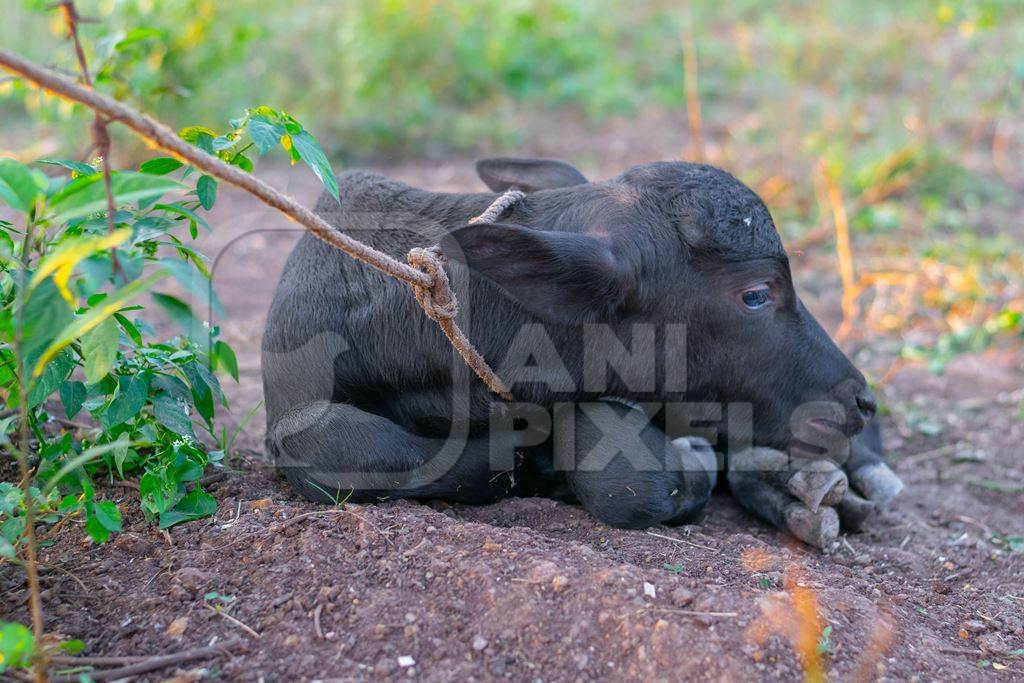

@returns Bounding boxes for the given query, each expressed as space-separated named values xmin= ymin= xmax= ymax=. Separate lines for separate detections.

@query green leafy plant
xmin=817 ymin=624 xmax=833 ymax=655
xmin=0 ymin=8 xmax=340 ymax=675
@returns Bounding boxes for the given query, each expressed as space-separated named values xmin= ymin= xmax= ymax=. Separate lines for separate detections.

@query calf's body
xmin=263 ymin=160 xmax=902 ymax=545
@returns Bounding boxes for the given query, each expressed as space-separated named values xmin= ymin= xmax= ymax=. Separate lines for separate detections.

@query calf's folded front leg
xmin=558 ymin=401 xmax=718 ymax=529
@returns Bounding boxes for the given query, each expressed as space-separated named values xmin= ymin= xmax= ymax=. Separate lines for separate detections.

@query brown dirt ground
xmin=3 ymin=148 xmax=1024 ymax=681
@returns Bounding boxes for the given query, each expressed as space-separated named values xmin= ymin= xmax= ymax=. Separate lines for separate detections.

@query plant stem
xmin=59 ymin=0 xmax=127 ymax=283
xmin=14 ymin=216 xmax=46 ymax=683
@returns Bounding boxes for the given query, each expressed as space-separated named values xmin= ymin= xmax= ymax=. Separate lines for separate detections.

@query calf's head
xmin=445 ymin=158 xmax=875 ymax=456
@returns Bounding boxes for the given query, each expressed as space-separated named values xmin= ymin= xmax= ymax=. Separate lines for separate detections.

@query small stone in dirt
xmin=397 ymin=655 xmax=416 ymax=668
xmin=671 ymin=587 xmax=695 ymax=607
xmin=977 ymin=633 xmax=1010 ymax=655
xmin=174 ymin=567 xmax=212 ymax=592
xmin=961 ymin=619 xmax=990 ymax=633
xmin=472 ymin=634 xmax=488 ymax=651
xmin=643 ymin=582 xmax=657 ymax=598
xmin=552 ymin=575 xmax=569 ymax=592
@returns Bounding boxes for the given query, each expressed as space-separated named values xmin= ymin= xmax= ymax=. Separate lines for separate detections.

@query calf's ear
xmin=442 ymin=222 xmax=631 ymax=323
xmin=476 ymin=157 xmax=588 ymax=193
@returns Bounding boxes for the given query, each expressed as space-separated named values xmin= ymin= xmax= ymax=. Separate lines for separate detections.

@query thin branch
xmin=0 ymin=46 xmax=512 ymax=400
xmin=14 ymin=215 xmax=46 ymax=683
xmin=0 ymin=48 xmax=428 ymax=288
xmin=646 ymin=530 xmax=716 ymax=552
xmin=204 ymin=604 xmax=261 ymax=639
xmin=57 ymin=0 xmax=126 ymax=282
xmin=681 ymin=23 xmax=704 ymax=163
xmin=49 ymin=638 xmax=243 ymax=682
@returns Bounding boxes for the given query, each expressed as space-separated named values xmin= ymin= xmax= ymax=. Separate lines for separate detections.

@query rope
xmin=405 ymin=189 xmax=523 ymax=400
xmin=468 ymin=189 xmax=525 ymax=224
xmin=0 ymin=48 xmax=518 ymax=400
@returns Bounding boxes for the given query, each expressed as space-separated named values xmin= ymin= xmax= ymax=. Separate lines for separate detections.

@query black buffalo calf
xmin=262 ymin=157 xmax=902 ymax=547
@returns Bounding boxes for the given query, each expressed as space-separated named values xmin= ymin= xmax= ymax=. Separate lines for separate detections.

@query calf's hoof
xmin=784 ymin=503 xmax=840 ymax=550
xmin=849 ymin=462 xmax=904 ymax=507
xmin=835 ymin=489 xmax=876 ymax=531
xmin=787 ymin=461 xmax=848 ymax=513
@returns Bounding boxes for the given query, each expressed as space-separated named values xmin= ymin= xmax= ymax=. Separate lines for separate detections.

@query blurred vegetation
xmin=2 ymin=0 xmax=1023 ymax=374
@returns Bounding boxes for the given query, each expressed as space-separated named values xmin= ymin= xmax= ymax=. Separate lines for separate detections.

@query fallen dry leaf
xmin=165 ymin=616 xmax=189 ymax=637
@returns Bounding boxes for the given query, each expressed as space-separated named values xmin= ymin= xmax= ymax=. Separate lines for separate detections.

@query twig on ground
xmin=269 ymin=508 xmax=388 ymax=541
xmin=646 ymin=530 xmax=716 ymax=552
xmin=50 ymin=654 xmax=147 ymax=666
xmin=219 ymin=500 xmax=243 ymax=529
xmin=201 ymin=471 xmax=228 ymax=487
xmin=312 ymin=603 xmax=325 ymax=639
xmin=204 ymin=604 xmax=261 ymax=639
xmin=638 ymin=607 xmax=739 ymax=618
xmin=936 ymin=646 xmax=984 ymax=656
xmin=49 ymin=638 xmax=242 ymax=682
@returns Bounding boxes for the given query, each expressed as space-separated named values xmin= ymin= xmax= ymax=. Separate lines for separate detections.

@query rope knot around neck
xmin=407 ymin=245 xmax=458 ymax=321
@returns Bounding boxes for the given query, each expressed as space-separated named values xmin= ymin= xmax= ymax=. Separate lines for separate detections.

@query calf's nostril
xmin=855 ymin=389 xmax=877 ymax=420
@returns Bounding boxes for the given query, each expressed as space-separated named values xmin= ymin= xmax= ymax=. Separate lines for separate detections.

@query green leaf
xmin=27 ymin=350 xmax=74 ymax=408
xmin=140 ymin=466 xmax=180 ymax=516
xmin=159 ymin=488 xmax=216 ymax=528
xmin=0 ymin=159 xmax=44 ymax=212
xmin=291 ymin=130 xmax=339 ymax=203
xmin=38 ymin=158 xmax=97 ymax=177
xmin=213 ymin=340 xmax=238 ymax=381
xmin=58 ymin=639 xmax=85 ymax=654
xmin=195 ymin=175 xmax=217 ymax=210
xmin=1 ymin=517 xmax=25 ymax=544
xmin=151 ymin=291 xmax=203 ymax=338
xmin=41 ymin=439 xmax=134 ymax=496
xmin=20 ymin=278 xmax=73 ymax=375
xmin=152 ymin=392 xmax=195 ymax=438
xmin=0 ymin=621 xmax=35 ymax=672
xmin=160 ymin=257 xmax=222 ymax=317
xmin=179 ymin=126 xmax=217 ymax=143
xmin=152 ymin=202 xmax=209 ymax=233
xmin=247 ymin=115 xmax=284 ymax=154
xmin=33 ymin=269 xmax=169 ymax=376
xmin=234 ymin=154 xmax=254 ymax=173
xmin=113 ymin=312 xmax=143 ymax=346
xmin=85 ymin=507 xmax=113 ymax=542
xmin=114 ymin=27 xmax=162 ymax=50
xmin=49 ymin=173 xmax=184 ymax=223
xmin=139 ymin=157 xmax=184 ymax=175
xmin=184 ymin=359 xmax=224 ymax=406
xmin=59 ymin=380 xmax=87 ymax=419
xmin=101 ymin=373 xmax=150 ymax=429
xmin=80 ymin=316 xmax=120 ymax=384
xmin=92 ymin=500 xmax=122 ymax=532
xmin=152 ymin=373 xmax=191 ymax=401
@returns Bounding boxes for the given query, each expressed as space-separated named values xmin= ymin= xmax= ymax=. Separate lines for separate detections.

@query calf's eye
xmin=741 ymin=286 xmax=772 ymax=310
